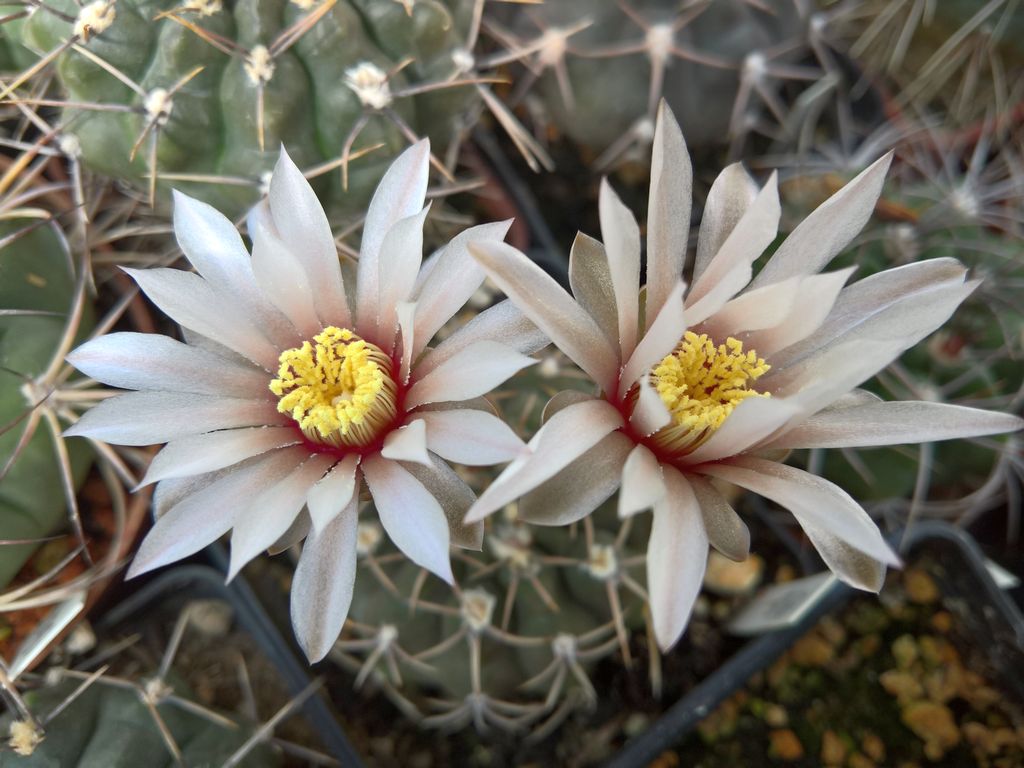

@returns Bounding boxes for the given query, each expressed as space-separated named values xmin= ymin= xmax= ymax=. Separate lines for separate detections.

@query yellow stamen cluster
xmin=650 ymin=331 xmax=770 ymax=456
xmin=270 ymin=327 xmax=397 ymax=448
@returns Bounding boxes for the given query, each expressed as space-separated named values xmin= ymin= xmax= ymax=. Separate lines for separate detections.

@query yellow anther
xmin=649 ymin=331 xmax=770 ymax=456
xmin=270 ymin=327 xmax=398 ymax=448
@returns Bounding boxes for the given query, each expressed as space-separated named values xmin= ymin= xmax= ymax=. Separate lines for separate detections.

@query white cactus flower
xmin=66 ymin=141 xmax=545 ymax=662
xmin=465 ymin=102 xmax=1024 ymax=652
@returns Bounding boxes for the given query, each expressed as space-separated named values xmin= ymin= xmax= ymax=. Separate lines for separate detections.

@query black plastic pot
xmin=605 ymin=521 xmax=1024 ymax=768
xmin=96 ymin=560 xmax=363 ymax=767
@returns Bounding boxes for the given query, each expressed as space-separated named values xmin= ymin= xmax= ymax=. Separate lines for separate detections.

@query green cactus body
xmin=0 ymin=220 xmax=93 ymax=588
xmin=0 ymin=676 xmax=278 ymax=766
xmin=14 ymin=0 xmax=476 ymax=216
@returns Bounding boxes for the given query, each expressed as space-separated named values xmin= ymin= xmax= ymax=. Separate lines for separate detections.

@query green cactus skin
xmin=0 ymin=676 xmax=278 ymax=766
xmin=12 ymin=0 xmax=476 ymax=217
xmin=0 ymin=220 xmax=93 ymax=589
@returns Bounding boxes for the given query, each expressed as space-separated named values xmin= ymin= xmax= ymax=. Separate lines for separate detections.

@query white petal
xmin=518 ymin=431 xmax=632 ymax=526
xmin=699 ymin=275 xmax=801 ymax=338
xmin=269 ymin=509 xmax=311 ymax=555
xmin=629 ymin=374 xmax=672 ymax=436
xmin=599 ymin=178 xmax=641 ymax=359
xmin=228 ymin=454 xmax=335 ymax=580
xmin=268 ymin=147 xmax=351 ymax=328
xmin=740 ymin=268 xmax=855 ymax=357
xmin=685 ymin=172 xmax=780 ymax=325
xmin=65 ymin=391 xmax=282 ymax=446
xmin=402 ymin=454 xmax=482 ymax=550
xmin=250 ymin=215 xmax=320 ymax=338
xmin=699 ymin=457 xmax=900 ymax=570
xmin=419 ymin=409 xmax=526 ymax=466
xmin=173 ymin=191 xmax=299 ymax=350
xmin=404 ymin=341 xmax=535 ymax=409
xmin=128 ymin=447 xmax=306 ymax=577
xmin=469 ymin=240 xmax=620 ymax=394
xmin=772 ymin=258 xmax=970 ymax=368
xmin=541 ymin=390 xmax=596 ymax=423
xmin=465 ymin=399 xmax=624 ymax=523
xmin=376 ymin=205 xmax=430 ymax=345
xmin=362 ymin=454 xmax=453 ymax=584
xmin=381 ymin=419 xmax=432 ymax=467
xmin=750 ymin=152 xmax=893 ymax=289
xmin=291 ymin=492 xmax=359 ymax=662
xmin=648 ymin=467 xmax=708 ymax=651
xmin=688 ymin=474 xmax=750 ymax=562
xmin=768 ymin=401 xmax=1024 ymax=450
xmin=412 ymin=220 xmax=512 ymax=358
xmin=306 ymin=454 xmax=359 ymax=533
xmin=619 ymin=280 xmax=686 ymax=397
xmin=618 ymin=443 xmax=666 ymax=517
xmin=141 ymin=426 xmax=300 ymax=486
xmin=67 ymin=332 xmax=267 ymax=397
xmin=646 ymin=101 xmax=691 ymax=325
xmin=569 ymin=232 xmax=618 ymax=347
xmin=357 ymin=141 xmax=430 ymax=333
xmin=684 ymin=396 xmax=801 ymax=464
xmin=125 ymin=267 xmax=279 ymax=369
xmin=415 ymin=299 xmax=548 ymax=378
xmin=694 ymin=163 xmax=759 ymax=283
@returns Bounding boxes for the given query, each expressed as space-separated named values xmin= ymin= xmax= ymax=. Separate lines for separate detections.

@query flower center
xmin=649 ymin=331 xmax=770 ymax=456
xmin=269 ymin=327 xmax=398 ymax=448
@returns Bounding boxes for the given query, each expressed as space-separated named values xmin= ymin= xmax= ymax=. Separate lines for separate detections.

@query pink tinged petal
xmin=619 ymin=280 xmax=686 ymax=397
xmin=361 ymin=454 xmax=454 ymax=584
xmin=469 ymin=240 xmax=619 ymax=394
xmin=140 ymin=426 xmax=300 ymax=486
xmin=357 ymin=141 xmax=430 ymax=333
xmin=412 ymin=220 xmax=513 ymax=358
xmin=700 ymin=276 xmax=802 ymax=338
xmin=418 ymin=409 xmax=526 ymax=466
xmin=152 ymin=468 xmax=236 ymax=519
xmin=381 ymin=419 xmax=432 ymax=467
xmin=403 ymin=454 xmax=482 ymax=550
xmin=128 ymin=447 xmax=307 ymax=578
xmin=768 ymin=401 xmax=1024 ymax=450
xmin=750 ymin=152 xmax=893 ymax=290
xmin=618 ymin=444 xmax=666 ymax=518
xmin=66 ymin=332 xmax=268 ymax=397
xmin=518 ymin=431 xmax=633 ymax=526
xmin=414 ymin=299 xmax=548 ymax=378
xmin=772 ymin=258 xmax=970 ymax=368
xmin=291 ymin=492 xmax=359 ymax=662
xmin=647 ymin=467 xmax=709 ymax=651
xmin=65 ymin=391 xmax=283 ymax=446
xmin=125 ymin=267 xmax=279 ymax=369
xmin=569 ymin=232 xmax=618 ymax=347
xmin=599 ymin=178 xmax=641 ymax=359
xmin=688 ymin=475 xmax=750 ymax=562
xmin=404 ymin=341 xmax=536 ymax=409
xmin=685 ymin=173 xmax=781 ymax=325
xmin=306 ymin=454 xmax=359 ymax=533
xmin=740 ymin=268 xmax=856 ymax=357
xmin=694 ymin=163 xmax=759 ymax=283
xmin=684 ymin=396 xmax=802 ymax=464
xmin=375 ymin=205 xmax=430 ymax=345
xmin=396 ymin=301 xmax=416 ymax=383
xmin=700 ymin=456 xmax=900 ymax=572
xmin=228 ymin=453 xmax=335 ymax=580
xmin=268 ymin=147 xmax=351 ymax=328
xmin=172 ymin=191 xmax=298 ymax=350
xmin=541 ymin=390 xmax=596 ymax=422
xmin=465 ymin=399 xmax=624 ymax=523
xmin=629 ymin=374 xmax=671 ymax=436
xmin=250 ymin=215 xmax=320 ymax=338
xmin=646 ymin=101 xmax=691 ymax=325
